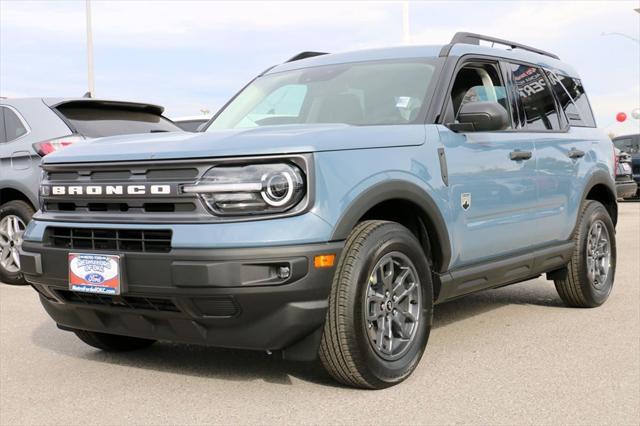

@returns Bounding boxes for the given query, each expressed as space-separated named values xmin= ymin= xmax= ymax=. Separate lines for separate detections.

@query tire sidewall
xmin=0 ymin=200 xmax=34 ymax=285
xmin=576 ymin=202 xmax=616 ymax=306
xmin=345 ymin=224 xmax=433 ymax=386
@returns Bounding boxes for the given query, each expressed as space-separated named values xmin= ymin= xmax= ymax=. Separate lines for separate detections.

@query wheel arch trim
xmin=579 ymin=170 xmax=617 ymax=228
xmin=329 ymin=180 xmax=451 ymax=273
xmin=0 ymin=186 xmax=37 ymax=210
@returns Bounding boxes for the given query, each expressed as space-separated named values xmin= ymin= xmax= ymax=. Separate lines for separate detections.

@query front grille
xmin=40 ymin=161 xmax=211 ymax=222
xmin=47 ymin=227 xmax=172 ymax=253
xmin=56 ymin=290 xmax=180 ymax=312
xmin=44 ymin=201 xmax=197 ymax=213
xmin=47 ymin=167 xmax=199 ymax=182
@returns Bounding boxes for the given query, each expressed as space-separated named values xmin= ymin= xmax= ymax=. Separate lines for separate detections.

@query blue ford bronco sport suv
xmin=21 ymin=33 xmax=617 ymax=389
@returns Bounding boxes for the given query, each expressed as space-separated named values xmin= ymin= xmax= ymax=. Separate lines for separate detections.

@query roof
xmin=268 ymin=34 xmax=579 ymax=78
xmin=268 ymin=45 xmax=444 ymax=74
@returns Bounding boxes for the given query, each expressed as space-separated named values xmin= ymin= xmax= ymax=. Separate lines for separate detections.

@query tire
xmin=554 ymin=200 xmax=616 ymax=308
xmin=73 ymin=329 xmax=156 ymax=352
xmin=319 ymin=220 xmax=433 ymax=389
xmin=0 ymin=200 xmax=35 ymax=285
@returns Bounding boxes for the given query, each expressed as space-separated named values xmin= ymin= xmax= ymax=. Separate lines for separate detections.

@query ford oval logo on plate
xmin=69 ymin=253 xmax=121 ymax=295
xmin=84 ymin=273 xmax=105 ymax=284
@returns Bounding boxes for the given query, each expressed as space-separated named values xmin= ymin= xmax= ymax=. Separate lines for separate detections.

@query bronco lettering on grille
xmin=49 ymin=185 xmax=172 ymax=196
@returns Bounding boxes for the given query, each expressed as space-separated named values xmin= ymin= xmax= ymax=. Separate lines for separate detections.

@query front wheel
xmin=319 ymin=220 xmax=433 ymax=389
xmin=554 ymin=200 xmax=616 ymax=308
xmin=0 ymin=200 xmax=34 ymax=285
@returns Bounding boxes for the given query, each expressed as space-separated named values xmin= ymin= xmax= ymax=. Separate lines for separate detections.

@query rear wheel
xmin=73 ymin=329 xmax=156 ymax=352
xmin=0 ymin=200 xmax=34 ymax=285
xmin=554 ymin=201 xmax=616 ymax=308
xmin=319 ymin=220 xmax=433 ymax=389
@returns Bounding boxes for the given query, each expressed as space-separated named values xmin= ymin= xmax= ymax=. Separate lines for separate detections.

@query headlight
xmin=183 ymin=162 xmax=306 ymax=216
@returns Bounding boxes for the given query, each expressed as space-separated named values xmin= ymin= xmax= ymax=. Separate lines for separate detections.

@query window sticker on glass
xmin=395 ymin=96 xmax=411 ymax=108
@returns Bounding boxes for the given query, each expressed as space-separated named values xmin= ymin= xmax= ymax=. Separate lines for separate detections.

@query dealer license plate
xmin=69 ymin=253 xmax=121 ymax=295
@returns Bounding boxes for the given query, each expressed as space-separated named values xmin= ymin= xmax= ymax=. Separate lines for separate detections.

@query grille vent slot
xmin=56 ymin=290 xmax=180 ymax=312
xmin=47 ymin=227 xmax=172 ymax=253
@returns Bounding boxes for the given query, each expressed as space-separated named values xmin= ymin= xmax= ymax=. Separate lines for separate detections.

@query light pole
xmin=402 ymin=1 xmax=410 ymax=44
xmin=86 ymin=0 xmax=95 ymax=97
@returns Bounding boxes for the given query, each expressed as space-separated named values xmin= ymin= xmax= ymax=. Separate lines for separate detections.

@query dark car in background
xmin=0 ymin=98 xmax=182 ymax=284
xmin=614 ymin=147 xmax=637 ymax=199
xmin=613 ymin=134 xmax=640 ymax=198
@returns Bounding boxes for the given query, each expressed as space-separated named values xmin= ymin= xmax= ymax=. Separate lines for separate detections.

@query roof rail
xmin=439 ymin=32 xmax=560 ymax=60
xmin=286 ymin=51 xmax=329 ymax=63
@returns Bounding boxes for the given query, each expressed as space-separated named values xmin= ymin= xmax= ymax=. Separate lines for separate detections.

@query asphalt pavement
xmin=1 ymin=202 xmax=638 ymax=425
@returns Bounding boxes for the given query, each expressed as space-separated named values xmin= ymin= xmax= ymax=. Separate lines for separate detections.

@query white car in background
xmin=0 ymin=97 xmax=182 ymax=284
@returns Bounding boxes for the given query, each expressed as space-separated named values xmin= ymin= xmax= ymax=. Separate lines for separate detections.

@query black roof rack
xmin=439 ymin=32 xmax=560 ymax=60
xmin=286 ymin=51 xmax=329 ymax=63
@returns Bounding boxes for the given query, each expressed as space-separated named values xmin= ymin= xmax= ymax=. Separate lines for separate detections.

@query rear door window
xmin=508 ymin=64 xmax=561 ymax=130
xmin=55 ymin=106 xmax=181 ymax=138
xmin=1 ymin=106 xmax=29 ymax=141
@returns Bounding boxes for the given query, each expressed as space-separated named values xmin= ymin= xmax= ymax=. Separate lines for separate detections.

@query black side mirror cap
xmin=446 ymin=101 xmax=509 ymax=132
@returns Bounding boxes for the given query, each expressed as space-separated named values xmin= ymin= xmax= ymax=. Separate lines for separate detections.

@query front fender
xmin=311 ymin=146 xmax=451 ymax=272
xmin=329 ymin=179 xmax=452 ymax=273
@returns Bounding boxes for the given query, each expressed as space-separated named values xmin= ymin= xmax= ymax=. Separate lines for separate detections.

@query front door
xmin=438 ymin=59 xmax=539 ymax=268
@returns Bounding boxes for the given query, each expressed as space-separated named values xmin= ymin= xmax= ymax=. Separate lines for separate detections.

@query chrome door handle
xmin=509 ymin=150 xmax=533 ymax=161
xmin=567 ymin=148 xmax=585 ymax=159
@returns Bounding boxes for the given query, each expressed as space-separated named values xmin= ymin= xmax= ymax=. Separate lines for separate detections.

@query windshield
xmin=208 ymin=59 xmax=437 ymax=130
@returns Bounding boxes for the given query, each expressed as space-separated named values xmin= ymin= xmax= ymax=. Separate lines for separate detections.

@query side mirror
xmin=447 ymin=101 xmax=509 ymax=132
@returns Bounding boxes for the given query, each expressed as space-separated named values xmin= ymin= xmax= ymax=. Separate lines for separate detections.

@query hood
xmin=42 ymin=124 xmax=426 ymax=164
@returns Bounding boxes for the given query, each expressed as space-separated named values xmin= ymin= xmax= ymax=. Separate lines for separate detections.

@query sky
xmin=1 ymin=0 xmax=639 ymax=136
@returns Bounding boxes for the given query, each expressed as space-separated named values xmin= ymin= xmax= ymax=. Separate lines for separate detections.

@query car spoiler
xmin=44 ymin=98 xmax=165 ymax=115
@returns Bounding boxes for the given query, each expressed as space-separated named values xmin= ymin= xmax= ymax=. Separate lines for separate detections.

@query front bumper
xmin=21 ymin=240 xmax=343 ymax=359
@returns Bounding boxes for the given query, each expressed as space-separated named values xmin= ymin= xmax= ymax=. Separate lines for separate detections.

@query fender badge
xmin=461 ymin=193 xmax=471 ymax=211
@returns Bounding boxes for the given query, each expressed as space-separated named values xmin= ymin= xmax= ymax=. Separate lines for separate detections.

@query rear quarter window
xmin=55 ymin=107 xmax=181 ymax=138
xmin=545 ymin=72 xmax=596 ymax=128
xmin=1 ymin=106 xmax=29 ymax=142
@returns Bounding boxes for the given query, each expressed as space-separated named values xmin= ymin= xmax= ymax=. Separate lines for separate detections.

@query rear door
xmin=0 ymin=106 xmax=6 ymax=183
xmin=437 ymin=58 xmax=539 ymax=266
xmin=507 ymin=64 xmax=596 ymax=244
xmin=0 ymin=105 xmax=33 ymax=174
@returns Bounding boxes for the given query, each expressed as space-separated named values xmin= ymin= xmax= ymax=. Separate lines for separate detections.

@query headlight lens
xmin=183 ymin=163 xmax=306 ymax=216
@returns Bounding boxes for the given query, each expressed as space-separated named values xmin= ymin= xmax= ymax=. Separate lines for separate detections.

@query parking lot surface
xmin=1 ymin=202 xmax=638 ymax=425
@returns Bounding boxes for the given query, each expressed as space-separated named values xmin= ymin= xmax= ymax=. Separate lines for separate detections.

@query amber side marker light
xmin=314 ymin=254 xmax=336 ymax=269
